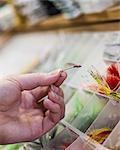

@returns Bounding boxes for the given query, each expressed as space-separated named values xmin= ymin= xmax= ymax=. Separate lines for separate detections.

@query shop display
xmin=0 ymin=0 xmax=118 ymax=33
xmin=0 ymin=30 xmax=120 ymax=149
xmin=25 ymin=31 xmax=119 ymax=149
xmin=64 ymin=90 xmax=91 ymax=123
xmin=71 ymin=95 xmax=107 ymax=132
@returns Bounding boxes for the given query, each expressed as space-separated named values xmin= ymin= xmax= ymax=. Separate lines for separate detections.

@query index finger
xmin=6 ymin=71 xmax=61 ymax=91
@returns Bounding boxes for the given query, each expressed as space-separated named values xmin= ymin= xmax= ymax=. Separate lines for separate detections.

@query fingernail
xmin=60 ymin=71 xmax=67 ymax=77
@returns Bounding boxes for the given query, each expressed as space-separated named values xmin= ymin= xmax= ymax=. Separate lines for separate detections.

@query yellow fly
xmin=87 ymin=128 xmax=112 ymax=144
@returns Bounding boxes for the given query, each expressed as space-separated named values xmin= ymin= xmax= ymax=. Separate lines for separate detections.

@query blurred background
xmin=0 ymin=0 xmax=120 ymax=150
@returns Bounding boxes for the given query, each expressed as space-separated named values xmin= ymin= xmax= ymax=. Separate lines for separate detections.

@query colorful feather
xmin=89 ymin=64 xmax=120 ymax=102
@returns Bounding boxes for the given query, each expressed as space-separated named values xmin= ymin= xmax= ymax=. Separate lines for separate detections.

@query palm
xmin=0 ymin=72 xmax=66 ymax=144
xmin=0 ymin=83 xmax=45 ymax=143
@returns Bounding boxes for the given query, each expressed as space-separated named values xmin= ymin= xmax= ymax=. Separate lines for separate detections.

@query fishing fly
xmin=88 ymin=64 xmax=120 ymax=102
xmin=63 ymin=63 xmax=81 ymax=71
xmin=37 ymin=63 xmax=81 ymax=104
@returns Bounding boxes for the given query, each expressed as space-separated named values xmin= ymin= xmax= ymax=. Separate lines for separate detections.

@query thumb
xmin=6 ymin=71 xmax=61 ymax=91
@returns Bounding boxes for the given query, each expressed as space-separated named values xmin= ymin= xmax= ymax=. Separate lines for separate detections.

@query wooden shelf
xmin=63 ymin=21 xmax=120 ymax=32
xmin=13 ymin=5 xmax=120 ymax=32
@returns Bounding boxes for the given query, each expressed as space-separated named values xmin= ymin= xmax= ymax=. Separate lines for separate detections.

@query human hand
xmin=0 ymin=71 xmax=67 ymax=144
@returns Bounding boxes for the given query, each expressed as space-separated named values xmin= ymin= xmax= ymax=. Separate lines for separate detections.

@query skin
xmin=0 ymin=70 xmax=67 ymax=144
